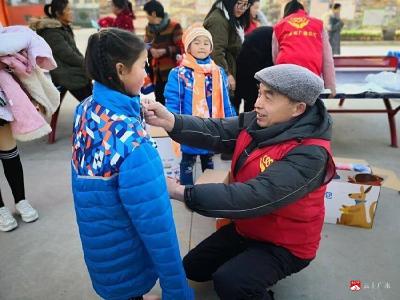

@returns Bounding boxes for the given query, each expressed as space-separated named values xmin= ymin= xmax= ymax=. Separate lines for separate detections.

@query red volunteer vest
xmin=274 ymin=10 xmax=323 ymax=76
xmin=231 ymin=130 xmax=335 ymax=259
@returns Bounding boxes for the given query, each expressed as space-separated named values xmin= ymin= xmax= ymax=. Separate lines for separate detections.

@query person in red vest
xmin=143 ymin=64 xmax=336 ymax=300
xmin=272 ymin=0 xmax=336 ymax=98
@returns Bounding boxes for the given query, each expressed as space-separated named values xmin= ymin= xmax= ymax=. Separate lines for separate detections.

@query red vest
xmin=231 ymin=130 xmax=335 ymax=259
xmin=274 ymin=10 xmax=323 ymax=76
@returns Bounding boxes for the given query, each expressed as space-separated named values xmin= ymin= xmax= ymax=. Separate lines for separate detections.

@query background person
xmin=203 ymin=0 xmax=252 ymax=114
xmin=272 ymin=0 xmax=336 ymax=97
xmin=30 ymin=0 xmax=92 ymax=102
xmin=164 ymin=24 xmax=236 ymax=185
xmin=143 ymin=0 xmax=183 ymax=105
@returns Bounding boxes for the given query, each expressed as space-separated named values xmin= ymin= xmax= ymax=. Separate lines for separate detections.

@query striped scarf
xmin=181 ymin=54 xmax=225 ymax=118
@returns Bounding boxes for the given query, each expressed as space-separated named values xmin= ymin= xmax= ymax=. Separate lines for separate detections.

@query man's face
xmin=254 ymin=83 xmax=306 ymax=128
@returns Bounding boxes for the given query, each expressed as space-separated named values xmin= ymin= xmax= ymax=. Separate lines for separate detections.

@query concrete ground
xmin=0 ymin=29 xmax=399 ymax=300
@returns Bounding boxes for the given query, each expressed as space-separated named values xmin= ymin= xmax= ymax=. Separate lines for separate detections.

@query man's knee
xmin=213 ymin=266 xmax=273 ymax=300
xmin=183 ymin=253 xmax=211 ymax=282
xmin=213 ymin=267 xmax=242 ymax=300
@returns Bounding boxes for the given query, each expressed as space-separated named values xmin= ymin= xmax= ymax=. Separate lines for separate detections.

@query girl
xmin=98 ymin=0 xmax=136 ymax=32
xmin=0 ymin=122 xmax=38 ymax=232
xmin=272 ymin=0 xmax=336 ymax=97
xmin=71 ymin=28 xmax=193 ymax=300
xmin=164 ymin=24 xmax=236 ymax=185
xmin=245 ymin=0 xmax=261 ymax=35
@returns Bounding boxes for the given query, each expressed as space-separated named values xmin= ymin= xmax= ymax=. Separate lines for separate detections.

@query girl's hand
xmin=166 ymin=177 xmax=185 ymax=202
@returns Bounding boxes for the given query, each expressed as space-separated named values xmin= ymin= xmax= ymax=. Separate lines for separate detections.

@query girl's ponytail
xmin=44 ymin=4 xmax=53 ymax=18
xmin=43 ymin=0 xmax=69 ymax=19
xmin=127 ymin=1 xmax=134 ymax=14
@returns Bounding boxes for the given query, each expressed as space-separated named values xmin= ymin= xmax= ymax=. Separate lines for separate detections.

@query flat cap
xmin=254 ymin=64 xmax=324 ymax=106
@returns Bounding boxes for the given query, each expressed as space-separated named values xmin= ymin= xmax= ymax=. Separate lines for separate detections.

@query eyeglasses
xmin=236 ymin=1 xmax=251 ymax=10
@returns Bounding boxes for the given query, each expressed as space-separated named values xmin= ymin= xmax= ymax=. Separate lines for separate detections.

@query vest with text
xmin=274 ymin=10 xmax=323 ymax=76
xmin=231 ymin=130 xmax=335 ymax=259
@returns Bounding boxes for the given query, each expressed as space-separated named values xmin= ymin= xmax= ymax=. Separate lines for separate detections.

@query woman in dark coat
xmin=235 ymin=26 xmax=273 ymax=112
xmin=203 ymin=0 xmax=252 ymax=113
xmin=30 ymin=0 xmax=92 ymax=102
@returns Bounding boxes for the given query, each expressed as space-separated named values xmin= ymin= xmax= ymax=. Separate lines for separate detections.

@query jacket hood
xmin=244 ymin=99 xmax=332 ymax=147
xmin=29 ymin=17 xmax=62 ymax=31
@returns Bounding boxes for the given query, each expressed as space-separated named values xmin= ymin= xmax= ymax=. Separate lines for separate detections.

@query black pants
xmin=183 ymin=223 xmax=312 ymax=300
xmin=59 ymin=83 xmax=93 ymax=102
xmin=154 ymin=80 xmax=167 ymax=106
xmin=180 ymin=153 xmax=214 ymax=185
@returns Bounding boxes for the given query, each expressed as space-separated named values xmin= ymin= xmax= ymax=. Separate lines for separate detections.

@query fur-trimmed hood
xmin=29 ymin=17 xmax=63 ymax=31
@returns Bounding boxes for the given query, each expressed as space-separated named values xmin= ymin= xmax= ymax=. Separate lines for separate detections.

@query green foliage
xmin=341 ymin=29 xmax=383 ymax=41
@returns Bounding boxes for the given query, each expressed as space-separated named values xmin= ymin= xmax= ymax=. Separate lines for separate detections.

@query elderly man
xmin=143 ymin=64 xmax=336 ymax=300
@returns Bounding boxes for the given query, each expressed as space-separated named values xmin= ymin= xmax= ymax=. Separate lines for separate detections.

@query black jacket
xmin=169 ymin=99 xmax=333 ymax=219
xmin=30 ymin=18 xmax=90 ymax=90
xmin=235 ymin=26 xmax=274 ymax=112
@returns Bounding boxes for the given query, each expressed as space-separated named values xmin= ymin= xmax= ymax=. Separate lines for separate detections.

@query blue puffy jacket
xmin=71 ymin=82 xmax=193 ymax=300
xmin=164 ymin=56 xmax=236 ymax=155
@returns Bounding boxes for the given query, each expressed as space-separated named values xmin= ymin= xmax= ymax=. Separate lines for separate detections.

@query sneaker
xmin=15 ymin=200 xmax=39 ymax=223
xmin=0 ymin=206 xmax=18 ymax=232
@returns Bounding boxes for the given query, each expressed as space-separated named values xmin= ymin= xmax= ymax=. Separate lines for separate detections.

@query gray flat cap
xmin=254 ymin=64 xmax=324 ymax=106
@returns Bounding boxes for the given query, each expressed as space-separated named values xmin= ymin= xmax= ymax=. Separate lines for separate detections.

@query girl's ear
xmin=115 ymin=62 xmax=126 ymax=80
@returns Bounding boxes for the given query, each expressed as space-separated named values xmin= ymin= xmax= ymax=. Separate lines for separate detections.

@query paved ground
xmin=0 ymin=30 xmax=399 ymax=300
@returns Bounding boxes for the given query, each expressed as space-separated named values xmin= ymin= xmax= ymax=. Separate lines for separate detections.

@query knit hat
xmin=182 ymin=23 xmax=213 ymax=53
xmin=254 ymin=64 xmax=324 ymax=106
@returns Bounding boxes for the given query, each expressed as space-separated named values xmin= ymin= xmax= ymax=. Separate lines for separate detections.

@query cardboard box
xmin=324 ymin=160 xmax=381 ymax=229
xmin=189 ymin=169 xmax=231 ymax=250
xmin=147 ymin=126 xmax=181 ymax=180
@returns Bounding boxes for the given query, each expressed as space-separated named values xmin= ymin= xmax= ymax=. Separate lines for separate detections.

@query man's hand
xmin=142 ymin=99 xmax=175 ymax=132
xmin=228 ymin=74 xmax=236 ymax=91
xmin=166 ymin=177 xmax=185 ymax=202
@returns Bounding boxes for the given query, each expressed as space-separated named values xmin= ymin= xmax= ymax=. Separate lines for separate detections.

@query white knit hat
xmin=182 ymin=23 xmax=213 ymax=53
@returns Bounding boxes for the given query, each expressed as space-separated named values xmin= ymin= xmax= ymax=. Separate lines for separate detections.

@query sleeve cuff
xmin=184 ymin=185 xmax=194 ymax=210
xmin=169 ymin=113 xmax=183 ymax=134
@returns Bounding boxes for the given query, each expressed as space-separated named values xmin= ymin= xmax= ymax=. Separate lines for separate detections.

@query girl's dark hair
xmin=143 ymin=0 xmax=164 ymax=18
xmin=112 ymin=0 xmax=133 ymax=14
xmin=209 ymin=0 xmax=252 ymax=29
xmin=283 ymin=0 xmax=304 ymax=18
xmin=44 ymin=0 xmax=69 ymax=19
xmin=85 ymin=28 xmax=146 ymax=94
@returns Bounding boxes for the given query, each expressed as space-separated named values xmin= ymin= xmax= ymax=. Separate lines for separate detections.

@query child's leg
xmin=200 ymin=154 xmax=214 ymax=172
xmin=0 ymin=124 xmax=25 ymax=205
xmin=180 ymin=153 xmax=197 ymax=185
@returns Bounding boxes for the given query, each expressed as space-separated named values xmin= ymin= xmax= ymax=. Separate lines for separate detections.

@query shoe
xmin=15 ymin=200 xmax=39 ymax=223
xmin=0 ymin=206 xmax=18 ymax=232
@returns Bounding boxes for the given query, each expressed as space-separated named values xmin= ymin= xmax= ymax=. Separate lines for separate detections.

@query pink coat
xmin=0 ymin=25 xmax=57 ymax=71
xmin=0 ymin=70 xmax=51 ymax=141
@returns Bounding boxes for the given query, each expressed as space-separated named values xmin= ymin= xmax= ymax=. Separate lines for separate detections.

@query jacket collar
xmin=148 ymin=13 xmax=170 ymax=33
xmin=92 ymin=81 xmax=141 ymax=118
